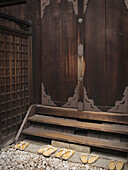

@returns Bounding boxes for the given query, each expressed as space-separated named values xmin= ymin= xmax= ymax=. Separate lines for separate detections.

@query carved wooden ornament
xmin=84 ymin=87 xmax=101 ymax=112
xmin=62 ymin=85 xmax=101 ymax=111
xmin=108 ymin=87 xmax=128 ymax=113
xmin=62 ymin=85 xmax=78 ymax=108
xmin=42 ymin=83 xmax=57 ymax=106
xmin=68 ymin=0 xmax=78 ymax=15
xmin=84 ymin=0 xmax=89 ymax=13
xmin=124 ymin=0 xmax=128 ymax=9
xmin=41 ymin=0 xmax=50 ymax=19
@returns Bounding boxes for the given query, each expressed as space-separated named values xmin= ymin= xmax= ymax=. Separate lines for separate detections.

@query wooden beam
xmin=0 ymin=12 xmax=31 ymax=26
xmin=0 ymin=25 xmax=32 ymax=36
xmin=0 ymin=0 xmax=26 ymax=7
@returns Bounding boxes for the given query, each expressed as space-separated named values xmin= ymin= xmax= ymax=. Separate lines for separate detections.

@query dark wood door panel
xmin=105 ymin=0 xmax=128 ymax=106
xmin=83 ymin=0 xmax=106 ymax=106
xmin=41 ymin=0 xmax=78 ymax=106
xmin=83 ymin=0 xmax=128 ymax=111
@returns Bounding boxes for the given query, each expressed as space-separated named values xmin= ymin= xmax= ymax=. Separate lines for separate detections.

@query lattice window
xmin=0 ymin=31 xmax=30 ymax=143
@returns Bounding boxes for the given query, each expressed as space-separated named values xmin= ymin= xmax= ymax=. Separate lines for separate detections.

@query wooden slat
xmin=36 ymin=105 xmax=128 ymax=124
xmin=0 ymin=0 xmax=26 ymax=7
xmin=22 ymin=127 xmax=128 ymax=152
xmin=0 ymin=12 xmax=30 ymax=26
xmin=28 ymin=115 xmax=128 ymax=135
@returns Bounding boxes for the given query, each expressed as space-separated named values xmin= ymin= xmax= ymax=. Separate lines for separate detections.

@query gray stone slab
xmin=51 ymin=140 xmax=70 ymax=149
xmin=25 ymin=143 xmax=41 ymax=153
xmin=70 ymin=143 xmax=90 ymax=154
xmin=24 ymin=139 xmax=49 ymax=146
xmin=92 ymin=151 xmax=127 ymax=162
xmin=52 ymin=140 xmax=91 ymax=153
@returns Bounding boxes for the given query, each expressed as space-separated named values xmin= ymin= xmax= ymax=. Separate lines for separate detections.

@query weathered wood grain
xmin=22 ymin=127 xmax=128 ymax=152
xmin=36 ymin=105 xmax=128 ymax=124
xmin=15 ymin=105 xmax=36 ymax=142
xmin=28 ymin=114 xmax=128 ymax=135
xmin=41 ymin=0 xmax=78 ymax=106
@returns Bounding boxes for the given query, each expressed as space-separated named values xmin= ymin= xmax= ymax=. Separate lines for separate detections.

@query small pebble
xmin=0 ymin=148 xmax=106 ymax=170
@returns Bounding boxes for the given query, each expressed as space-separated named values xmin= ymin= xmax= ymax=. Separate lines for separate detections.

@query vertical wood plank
xmin=14 ymin=36 xmax=18 ymax=130
xmin=32 ymin=0 xmax=41 ymax=103
xmin=105 ymin=0 xmax=128 ymax=107
xmin=28 ymin=36 xmax=32 ymax=105
xmin=78 ymin=0 xmax=84 ymax=110
xmin=83 ymin=0 xmax=106 ymax=109
xmin=5 ymin=33 xmax=7 ymax=137
xmin=9 ymin=34 xmax=13 ymax=135
xmin=41 ymin=0 xmax=78 ymax=106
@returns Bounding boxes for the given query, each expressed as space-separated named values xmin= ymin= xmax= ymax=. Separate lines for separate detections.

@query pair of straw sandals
xmin=38 ymin=145 xmax=99 ymax=164
xmin=38 ymin=145 xmax=74 ymax=160
xmin=14 ymin=141 xmax=29 ymax=151
xmin=108 ymin=160 xmax=124 ymax=170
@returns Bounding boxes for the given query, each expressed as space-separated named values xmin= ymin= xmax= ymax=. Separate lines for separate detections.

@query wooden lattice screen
xmin=0 ymin=13 xmax=32 ymax=147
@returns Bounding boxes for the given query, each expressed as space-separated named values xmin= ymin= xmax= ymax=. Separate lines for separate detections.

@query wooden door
xmin=41 ymin=0 xmax=78 ymax=107
xmin=40 ymin=0 xmax=128 ymax=113
xmin=83 ymin=0 xmax=128 ymax=113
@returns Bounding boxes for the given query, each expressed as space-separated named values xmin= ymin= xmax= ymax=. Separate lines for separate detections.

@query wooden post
xmin=78 ymin=0 xmax=84 ymax=110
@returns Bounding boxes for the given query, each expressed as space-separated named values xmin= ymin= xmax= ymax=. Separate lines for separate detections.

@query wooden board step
xmin=28 ymin=114 xmax=128 ymax=135
xmin=36 ymin=105 xmax=128 ymax=124
xmin=22 ymin=127 xmax=128 ymax=152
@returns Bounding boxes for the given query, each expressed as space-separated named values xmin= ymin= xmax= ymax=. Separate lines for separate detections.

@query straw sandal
xmin=54 ymin=148 xmax=68 ymax=158
xmin=19 ymin=142 xmax=29 ymax=151
xmin=43 ymin=146 xmax=57 ymax=157
xmin=88 ymin=155 xmax=99 ymax=164
xmin=14 ymin=141 xmax=25 ymax=149
xmin=108 ymin=160 xmax=116 ymax=170
xmin=116 ymin=160 xmax=124 ymax=170
xmin=81 ymin=154 xmax=88 ymax=164
xmin=37 ymin=145 xmax=51 ymax=154
xmin=62 ymin=149 xmax=75 ymax=160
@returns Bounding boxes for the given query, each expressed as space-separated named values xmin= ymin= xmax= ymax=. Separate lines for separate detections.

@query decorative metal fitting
xmin=78 ymin=18 xmax=83 ymax=23
xmin=78 ymin=44 xmax=83 ymax=56
xmin=79 ymin=77 xmax=83 ymax=82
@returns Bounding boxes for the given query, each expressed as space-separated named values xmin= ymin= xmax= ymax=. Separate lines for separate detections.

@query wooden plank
xmin=0 ymin=0 xmax=26 ymax=7
xmin=28 ymin=114 xmax=128 ymax=135
xmin=0 ymin=12 xmax=31 ymax=26
xmin=36 ymin=105 xmax=128 ymax=124
xmin=0 ymin=25 xmax=32 ymax=36
xmin=32 ymin=0 xmax=41 ymax=103
xmin=22 ymin=127 xmax=128 ymax=152
xmin=15 ymin=104 xmax=36 ymax=142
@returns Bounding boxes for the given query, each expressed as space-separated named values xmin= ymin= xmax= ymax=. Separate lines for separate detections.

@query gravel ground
xmin=0 ymin=148 xmax=105 ymax=170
